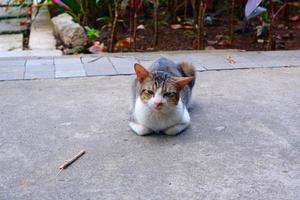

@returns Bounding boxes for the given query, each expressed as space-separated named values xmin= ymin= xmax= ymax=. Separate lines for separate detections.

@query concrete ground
xmin=0 ymin=67 xmax=299 ymax=200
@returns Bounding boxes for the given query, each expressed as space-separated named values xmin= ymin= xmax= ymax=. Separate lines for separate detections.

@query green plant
xmin=85 ymin=26 xmax=100 ymax=40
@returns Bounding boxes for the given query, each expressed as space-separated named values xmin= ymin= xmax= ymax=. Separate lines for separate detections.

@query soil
xmin=108 ymin=17 xmax=300 ymax=52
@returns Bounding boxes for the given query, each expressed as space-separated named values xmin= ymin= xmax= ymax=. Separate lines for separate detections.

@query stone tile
xmin=138 ymin=60 xmax=154 ymax=68
xmin=0 ymin=18 xmax=28 ymax=34
xmin=187 ymin=53 xmax=233 ymax=70
xmin=0 ymin=34 xmax=23 ymax=51
xmin=0 ymin=65 xmax=24 ymax=73
xmin=55 ymin=64 xmax=85 ymax=72
xmin=24 ymin=71 xmax=54 ymax=79
xmin=26 ymin=65 xmax=55 ymax=72
xmin=0 ymin=72 xmax=23 ymax=80
xmin=29 ymin=7 xmax=57 ymax=50
xmin=223 ymin=53 xmax=260 ymax=69
xmin=55 ymin=69 xmax=86 ymax=78
xmin=159 ymin=53 xmax=189 ymax=63
xmin=108 ymin=56 xmax=138 ymax=75
xmin=26 ymin=58 xmax=54 ymax=67
xmin=0 ymin=50 xmax=62 ymax=58
xmin=82 ymin=57 xmax=116 ymax=76
xmin=132 ymin=53 xmax=162 ymax=61
xmin=55 ymin=57 xmax=85 ymax=78
xmin=0 ymin=60 xmax=26 ymax=67
xmin=289 ymin=50 xmax=300 ymax=58
xmin=54 ymin=57 xmax=82 ymax=65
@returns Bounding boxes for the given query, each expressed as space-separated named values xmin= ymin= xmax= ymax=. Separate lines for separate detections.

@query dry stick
xmin=59 ymin=150 xmax=86 ymax=170
xmin=133 ymin=9 xmax=137 ymax=51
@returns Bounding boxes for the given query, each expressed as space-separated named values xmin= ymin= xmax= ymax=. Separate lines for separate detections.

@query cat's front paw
xmin=129 ymin=122 xmax=153 ymax=136
xmin=163 ymin=123 xmax=190 ymax=136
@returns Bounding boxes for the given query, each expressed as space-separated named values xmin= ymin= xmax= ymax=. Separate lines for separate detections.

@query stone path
xmin=0 ymin=50 xmax=299 ymax=81
xmin=29 ymin=6 xmax=57 ymax=51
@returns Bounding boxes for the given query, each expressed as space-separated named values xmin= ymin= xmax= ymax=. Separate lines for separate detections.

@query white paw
xmin=164 ymin=123 xmax=190 ymax=136
xmin=129 ymin=122 xmax=153 ymax=136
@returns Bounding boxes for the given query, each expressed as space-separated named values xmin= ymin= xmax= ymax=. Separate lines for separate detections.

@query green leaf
xmin=262 ymin=11 xmax=269 ymax=23
xmin=62 ymin=0 xmax=81 ymax=13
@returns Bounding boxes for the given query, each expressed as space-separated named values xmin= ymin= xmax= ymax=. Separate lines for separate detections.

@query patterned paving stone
xmin=108 ymin=56 xmax=138 ymax=74
xmin=0 ymin=59 xmax=26 ymax=68
xmin=0 ymin=71 xmax=23 ymax=80
xmin=26 ymin=58 xmax=54 ymax=67
xmin=24 ymin=71 xmax=55 ymax=79
xmin=55 ymin=57 xmax=85 ymax=78
xmin=82 ymin=56 xmax=117 ymax=76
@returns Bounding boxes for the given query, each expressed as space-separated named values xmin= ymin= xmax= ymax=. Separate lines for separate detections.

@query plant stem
xmin=229 ymin=0 xmax=235 ymax=47
xmin=267 ymin=0 xmax=274 ymax=50
xmin=110 ymin=0 xmax=121 ymax=52
xmin=184 ymin=0 xmax=188 ymax=21
xmin=153 ymin=0 xmax=159 ymax=48
xmin=197 ymin=1 xmax=205 ymax=49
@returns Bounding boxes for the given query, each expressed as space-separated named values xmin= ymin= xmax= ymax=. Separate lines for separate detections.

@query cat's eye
xmin=144 ymin=90 xmax=154 ymax=95
xmin=164 ymin=92 xmax=175 ymax=97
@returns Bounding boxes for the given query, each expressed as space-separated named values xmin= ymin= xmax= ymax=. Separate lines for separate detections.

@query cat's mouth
xmin=154 ymin=106 xmax=163 ymax=110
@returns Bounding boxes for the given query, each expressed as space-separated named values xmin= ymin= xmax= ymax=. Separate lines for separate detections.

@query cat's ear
xmin=134 ymin=63 xmax=150 ymax=83
xmin=174 ymin=77 xmax=194 ymax=90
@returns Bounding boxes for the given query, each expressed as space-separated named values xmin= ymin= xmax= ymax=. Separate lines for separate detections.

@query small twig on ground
xmin=226 ymin=56 xmax=236 ymax=64
xmin=58 ymin=150 xmax=86 ymax=172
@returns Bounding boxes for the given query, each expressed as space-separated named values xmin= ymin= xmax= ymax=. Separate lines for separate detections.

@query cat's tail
xmin=178 ymin=62 xmax=196 ymax=89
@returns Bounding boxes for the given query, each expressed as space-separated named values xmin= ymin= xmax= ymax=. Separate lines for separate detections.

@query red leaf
xmin=288 ymin=15 xmax=299 ymax=22
xmin=51 ymin=0 xmax=71 ymax=11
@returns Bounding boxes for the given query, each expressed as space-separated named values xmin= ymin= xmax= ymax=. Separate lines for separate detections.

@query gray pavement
xmin=0 ymin=50 xmax=299 ymax=81
xmin=0 ymin=67 xmax=299 ymax=199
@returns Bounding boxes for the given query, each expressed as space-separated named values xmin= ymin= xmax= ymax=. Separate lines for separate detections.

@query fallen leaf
xmin=226 ymin=56 xmax=236 ymax=64
xmin=257 ymin=39 xmax=264 ymax=43
xmin=137 ymin=24 xmax=145 ymax=30
xmin=207 ymin=40 xmax=218 ymax=45
xmin=215 ymin=34 xmax=223 ymax=41
xmin=288 ymin=15 xmax=299 ymax=22
xmin=20 ymin=19 xmax=31 ymax=26
xmin=88 ymin=41 xmax=107 ymax=54
xmin=114 ymin=37 xmax=133 ymax=49
xmin=287 ymin=2 xmax=300 ymax=8
xmin=183 ymin=25 xmax=194 ymax=29
xmin=170 ymin=24 xmax=182 ymax=30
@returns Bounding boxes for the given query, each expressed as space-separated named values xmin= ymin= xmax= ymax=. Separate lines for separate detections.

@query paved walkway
xmin=0 ymin=50 xmax=299 ymax=81
xmin=0 ymin=67 xmax=299 ymax=199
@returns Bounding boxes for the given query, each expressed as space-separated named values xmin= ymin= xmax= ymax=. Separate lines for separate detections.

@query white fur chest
xmin=133 ymin=97 xmax=189 ymax=132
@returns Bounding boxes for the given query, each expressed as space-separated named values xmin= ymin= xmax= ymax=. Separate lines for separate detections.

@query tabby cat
xmin=129 ymin=57 xmax=196 ymax=136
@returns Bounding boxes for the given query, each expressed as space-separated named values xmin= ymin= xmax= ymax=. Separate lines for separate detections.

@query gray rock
xmin=51 ymin=13 xmax=87 ymax=48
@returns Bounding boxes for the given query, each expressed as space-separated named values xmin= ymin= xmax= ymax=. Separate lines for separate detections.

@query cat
xmin=129 ymin=57 xmax=196 ymax=136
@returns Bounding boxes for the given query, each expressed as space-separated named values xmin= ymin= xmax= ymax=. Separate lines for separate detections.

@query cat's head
xmin=134 ymin=63 xmax=193 ymax=112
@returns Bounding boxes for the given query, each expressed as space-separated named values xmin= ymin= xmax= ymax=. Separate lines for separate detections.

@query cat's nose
xmin=154 ymin=101 xmax=163 ymax=108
